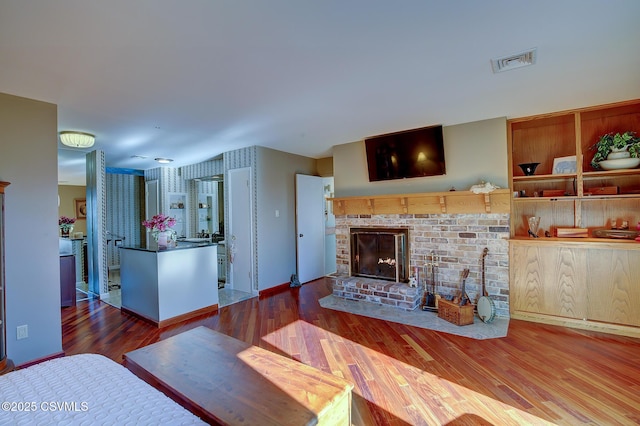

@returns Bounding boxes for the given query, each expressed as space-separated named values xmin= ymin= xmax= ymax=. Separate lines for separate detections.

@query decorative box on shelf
xmin=556 ymin=228 xmax=589 ymax=238
xmin=541 ymin=189 xmax=566 ymax=197
xmin=584 ymin=186 xmax=619 ymax=196
xmin=437 ymin=299 xmax=474 ymax=326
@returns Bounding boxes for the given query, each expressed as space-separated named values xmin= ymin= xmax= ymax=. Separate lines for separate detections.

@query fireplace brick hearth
xmin=333 ymin=275 xmax=421 ymax=311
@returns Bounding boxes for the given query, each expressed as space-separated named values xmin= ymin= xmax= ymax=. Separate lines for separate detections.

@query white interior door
xmin=323 ymin=177 xmax=337 ymax=275
xmin=296 ymin=174 xmax=325 ymax=284
xmin=228 ymin=168 xmax=253 ymax=294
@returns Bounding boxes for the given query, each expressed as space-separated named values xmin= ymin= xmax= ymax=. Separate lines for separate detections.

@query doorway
xmin=193 ymin=175 xmax=239 ymax=306
xmin=190 ymin=173 xmax=252 ymax=308
xmin=226 ymin=167 xmax=254 ymax=301
xmin=323 ymin=177 xmax=337 ymax=276
xmin=295 ymin=174 xmax=325 ymax=283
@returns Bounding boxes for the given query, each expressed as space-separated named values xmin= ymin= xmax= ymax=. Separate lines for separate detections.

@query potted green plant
xmin=590 ymin=131 xmax=640 ymax=169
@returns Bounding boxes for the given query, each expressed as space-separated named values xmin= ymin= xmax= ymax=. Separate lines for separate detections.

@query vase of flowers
xmin=59 ymin=216 xmax=76 ymax=237
xmin=142 ymin=214 xmax=177 ymax=249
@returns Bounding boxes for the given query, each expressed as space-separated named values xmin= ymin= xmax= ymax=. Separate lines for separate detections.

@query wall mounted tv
xmin=365 ymin=124 xmax=446 ymax=182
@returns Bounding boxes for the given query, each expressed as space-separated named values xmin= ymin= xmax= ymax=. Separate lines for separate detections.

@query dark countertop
xmin=119 ymin=242 xmax=216 ymax=252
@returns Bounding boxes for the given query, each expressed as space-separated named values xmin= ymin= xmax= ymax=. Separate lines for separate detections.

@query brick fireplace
xmin=332 ymin=213 xmax=511 ymax=317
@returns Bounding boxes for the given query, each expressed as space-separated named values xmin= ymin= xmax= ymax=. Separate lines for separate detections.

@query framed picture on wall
xmin=75 ymin=198 xmax=87 ymax=219
xmin=552 ymin=155 xmax=577 ymax=175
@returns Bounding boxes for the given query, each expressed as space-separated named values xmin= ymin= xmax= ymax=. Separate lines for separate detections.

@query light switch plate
xmin=17 ymin=324 xmax=28 ymax=340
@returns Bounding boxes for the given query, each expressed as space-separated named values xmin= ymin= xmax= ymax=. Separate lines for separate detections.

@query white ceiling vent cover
xmin=491 ymin=48 xmax=537 ymax=73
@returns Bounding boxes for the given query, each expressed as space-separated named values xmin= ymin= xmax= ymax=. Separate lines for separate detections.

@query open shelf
xmin=331 ymin=189 xmax=511 ymax=216
xmin=512 ymin=173 xmax=577 ymax=182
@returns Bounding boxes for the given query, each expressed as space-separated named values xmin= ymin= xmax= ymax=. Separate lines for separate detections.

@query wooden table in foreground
xmin=123 ymin=326 xmax=353 ymax=425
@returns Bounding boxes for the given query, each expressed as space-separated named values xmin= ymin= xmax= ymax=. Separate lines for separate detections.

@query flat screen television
xmin=365 ymin=124 xmax=446 ymax=182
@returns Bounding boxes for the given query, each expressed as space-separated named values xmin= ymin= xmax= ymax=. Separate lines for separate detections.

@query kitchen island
xmin=119 ymin=243 xmax=218 ymax=327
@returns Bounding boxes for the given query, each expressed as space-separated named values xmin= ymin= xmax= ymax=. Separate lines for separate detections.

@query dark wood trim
xmin=258 ymin=281 xmax=291 ymax=298
xmin=0 ymin=358 xmax=14 ymax=375
xmin=120 ymin=306 xmax=158 ymax=326
xmin=15 ymin=351 xmax=65 ymax=370
xmin=121 ymin=304 xmax=218 ymax=328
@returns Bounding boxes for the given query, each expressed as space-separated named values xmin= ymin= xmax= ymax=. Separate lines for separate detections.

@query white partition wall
xmin=86 ymin=150 xmax=109 ymax=298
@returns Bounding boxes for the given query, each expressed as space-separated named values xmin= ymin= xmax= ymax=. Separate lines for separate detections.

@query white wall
xmin=333 ymin=117 xmax=508 ymax=197
xmin=0 ymin=92 xmax=62 ymax=365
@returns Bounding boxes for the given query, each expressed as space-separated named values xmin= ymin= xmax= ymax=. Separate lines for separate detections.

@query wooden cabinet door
xmin=585 ymin=248 xmax=640 ymax=327
xmin=510 ymin=243 xmax=587 ymax=319
xmin=511 ymin=242 xmax=640 ymax=327
xmin=60 ymin=255 xmax=77 ymax=307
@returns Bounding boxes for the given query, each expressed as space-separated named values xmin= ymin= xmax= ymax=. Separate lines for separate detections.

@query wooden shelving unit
xmin=508 ymin=99 xmax=640 ymax=337
xmin=508 ymin=99 xmax=640 ymax=237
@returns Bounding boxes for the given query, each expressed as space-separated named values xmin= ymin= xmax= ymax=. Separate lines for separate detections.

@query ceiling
xmin=1 ymin=1 xmax=639 ymax=185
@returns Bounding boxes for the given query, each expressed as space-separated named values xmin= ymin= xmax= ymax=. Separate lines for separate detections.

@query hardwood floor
xmin=62 ymin=278 xmax=640 ymax=425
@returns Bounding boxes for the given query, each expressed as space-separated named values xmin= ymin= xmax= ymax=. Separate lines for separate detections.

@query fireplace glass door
xmin=350 ymin=228 xmax=408 ymax=282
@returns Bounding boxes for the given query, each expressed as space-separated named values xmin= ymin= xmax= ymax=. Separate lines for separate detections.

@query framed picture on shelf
xmin=552 ymin=155 xmax=577 ymax=175
xmin=75 ymin=198 xmax=87 ymax=219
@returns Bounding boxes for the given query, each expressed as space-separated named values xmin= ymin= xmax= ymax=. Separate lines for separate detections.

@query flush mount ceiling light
xmin=491 ymin=48 xmax=537 ymax=73
xmin=154 ymin=158 xmax=173 ymax=164
xmin=59 ymin=131 xmax=95 ymax=148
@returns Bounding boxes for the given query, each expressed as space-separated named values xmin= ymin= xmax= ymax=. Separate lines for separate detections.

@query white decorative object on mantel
xmin=470 ymin=181 xmax=500 ymax=194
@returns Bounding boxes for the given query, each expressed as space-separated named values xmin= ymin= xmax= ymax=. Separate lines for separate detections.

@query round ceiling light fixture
xmin=59 ymin=131 xmax=95 ymax=148
xmin=154 ymin=158 xmax=173 ymax=164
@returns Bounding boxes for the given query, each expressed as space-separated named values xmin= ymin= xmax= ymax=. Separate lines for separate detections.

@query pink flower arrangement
xmin=59 ymin=216 xmax=76 ymax=228
xmin=142 ymin=214 xmax=176 ymax=232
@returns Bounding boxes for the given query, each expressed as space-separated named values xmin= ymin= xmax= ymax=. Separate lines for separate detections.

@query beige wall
xmin=333 ymin=117 xmax=508 ymax=197
xmin=256 ymin=147 xmax=317 ymax=289
xmin=316 ymin=157 xmax=333 ymax=177
xmin=0 ymin=92 xmax=62 ymax=365
xmin=58 ymin=185 xmax=87 ymax=235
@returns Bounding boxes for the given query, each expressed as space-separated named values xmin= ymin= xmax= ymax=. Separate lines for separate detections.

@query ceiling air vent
xmin=491 ymin=48 xmax=537 ymax=73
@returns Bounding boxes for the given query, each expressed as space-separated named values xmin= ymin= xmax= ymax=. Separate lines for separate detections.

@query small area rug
xmin=319 ymin=295 xmax=508 ymax=340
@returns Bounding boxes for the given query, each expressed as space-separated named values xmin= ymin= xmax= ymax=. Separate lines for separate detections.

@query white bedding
xmin=0 ymin=354 xmax=205 ymax=425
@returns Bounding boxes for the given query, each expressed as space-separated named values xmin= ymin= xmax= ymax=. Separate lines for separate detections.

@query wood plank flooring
xmin=62 ymin=278 xmax=640 ymax=425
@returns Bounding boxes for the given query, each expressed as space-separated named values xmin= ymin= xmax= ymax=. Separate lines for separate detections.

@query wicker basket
xmin=437 ymin=299 xmax=474 ymax=326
